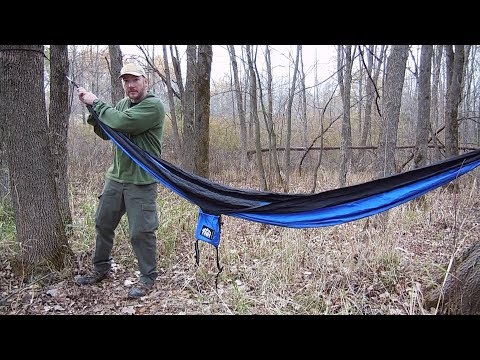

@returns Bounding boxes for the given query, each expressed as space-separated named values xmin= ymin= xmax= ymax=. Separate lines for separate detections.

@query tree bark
xmin=48 ymin=45 xmax=73 ymax=229
xmin=0 ymin=48 xmax=8 ymax=200
xmin=193 ymin=45 xmax=212 ymax=178
xmin=337 ymin=45 xmax=353 ymax=187
xmin=425 ymin=241 xmax=480 ymax=314
xmin=445 ymin=45 xmax=465 ymax=158
xmin=373 ymin=45 xmax=409 ymax=228
xmin=182 ymin=45 xmax=196 ymax=172
xmin=359 ymin=45 xmax=385 ymax=167
xmin=108 ymin=45 xmax=124 ymax=105
xmin=246 ymin=45 xmax=267 ymax=190
xmin=163 ymin=45 xmax=182 ymax=155
xmin=299 ymin=51 xmax=308 ymax=149
xmin=376 ymin=45 xmax=409 ymax=178
xmin=228 ymin=45 xmax=248 ymax=173
xmin=263 ymin=46 xmax=283 ymax=186
xmin=284 ymin=45 xmax=301 ymax=193
xmin=414 ymin=45 xmax=433 ymax=169
xmin=0 ymin=45 xmax=72 ymax=274
xmin=430 ymin=45 xmax=443 ymax=161
xmin=256 ymin=45 xmax=283 ymax=189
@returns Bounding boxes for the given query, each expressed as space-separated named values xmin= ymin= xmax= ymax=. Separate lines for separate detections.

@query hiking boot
xmin=128 ymin=282 xmax=153 ymax=299
xmin=75 ymin=270 xmax=109 ymax=286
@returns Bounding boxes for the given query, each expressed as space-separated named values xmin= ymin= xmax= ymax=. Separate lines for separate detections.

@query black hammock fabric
xmin=87 ymin=107 xmax=480 ymax=249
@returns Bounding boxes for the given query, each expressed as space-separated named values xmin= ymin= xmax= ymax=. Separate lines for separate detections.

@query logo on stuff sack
xmin=200 ymin=225 xmax=214 ymax=240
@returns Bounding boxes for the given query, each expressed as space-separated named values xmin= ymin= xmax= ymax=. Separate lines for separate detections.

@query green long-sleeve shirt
xmin=87 ymin=92 xmax=165 ymax=185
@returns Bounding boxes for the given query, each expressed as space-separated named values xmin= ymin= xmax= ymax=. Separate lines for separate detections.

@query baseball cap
xmin=119 ymin=63 xmax=146 ymax=78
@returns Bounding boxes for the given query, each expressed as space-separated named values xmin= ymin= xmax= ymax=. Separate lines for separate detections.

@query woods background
xmin=0 ymin=45 xmax=479 ymax=315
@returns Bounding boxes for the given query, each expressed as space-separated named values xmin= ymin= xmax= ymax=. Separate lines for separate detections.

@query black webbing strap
xmin=214 ymin=246 xmax=224 ymax=290
xmin=194 ymin=239 xmax=200 ymax=265
xmin=194 ymin=239 xmax=224 ymax=290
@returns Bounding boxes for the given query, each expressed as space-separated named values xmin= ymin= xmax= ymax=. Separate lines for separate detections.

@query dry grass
xmin=0 ymin=120 xmax=479 ymax=315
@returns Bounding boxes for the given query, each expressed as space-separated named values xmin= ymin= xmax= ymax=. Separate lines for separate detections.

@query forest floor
xmin=1 ymin=176 xmax=479 ymax=316
xmin=2 ymin=123 xmax=479 ymax=316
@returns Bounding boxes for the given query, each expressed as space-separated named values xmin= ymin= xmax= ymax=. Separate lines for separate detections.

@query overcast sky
xmin=120 ymin=45 xmax=337 ymax=86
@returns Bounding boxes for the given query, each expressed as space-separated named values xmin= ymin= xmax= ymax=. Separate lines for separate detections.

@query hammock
xmin=87 ymin=106 xmax=480 ymax=280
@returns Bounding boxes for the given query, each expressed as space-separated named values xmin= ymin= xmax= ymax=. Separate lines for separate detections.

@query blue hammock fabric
xmin=87 ymin=107 xmax=480 ymax=250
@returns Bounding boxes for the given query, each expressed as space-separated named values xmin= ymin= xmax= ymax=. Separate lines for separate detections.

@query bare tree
xmin=163 ymin=45 xmax=182 ymax=154
xmin=461 ymin=45 xmax=472 ymax=145
xmin=0 ymin=45 xmax=72 ymax=274
xmin=376 ymin=45 xmax=409 ymax=178
xmin=48 ymin=45 xmax=72 ymax=229
xmin=182 ymin=45 xmax=196 ymax=172
xmin=284 ymin=45 xmax=301 ymax=193
xmin=108 ymin=45 xmax=124 ymax=104
xmin=357 ymin=49 xmax=364 ymax=146
xmin=337 ymin=45 xmax=354 ymax=187
xmin=193 ymin=45 xmax=212 ymax=178
xmin=309 ymin=54 xmax=331 ymax=193
xmin=370 ymin=45 xmax=409 ymax=229
xmin=299 ymin=50 xmax=308 ymax=149
xmin=430 ymin=45 xmax=444 ymax=161
xmin=256 ymin=45 xmax=283 ymax=188
xmin=359 ymin=45 xmax=385 ymax=167
xmin=170 ymin=45 xmax=184 ymax=97
xmin=91 ymin=45 xmax=101 ymax=94
xmin=228 ymin=45 xmax=248 ymax=172
xmin=246 ymin=45 xmax=267 ymax=190
xmin=444 ymin=45 xmax=465 ymax=158
xmin=240 ymin=47 xmax=253 ymax=144
xmin=414 ymin=45 xmax=433 ymax=169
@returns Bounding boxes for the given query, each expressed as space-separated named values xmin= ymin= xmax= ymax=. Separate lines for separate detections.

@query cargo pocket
xmin=95 ymin=192 xmax=105 ymax=224
xmin=141 ymin=203 xmax=159 ymax=232
xmin=95 ymin=189 xmax=119 ymax=225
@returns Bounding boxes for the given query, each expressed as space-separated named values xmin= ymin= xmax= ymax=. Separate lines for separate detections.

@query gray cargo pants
xmin=92 ymin=178 xmax=159 ymax=285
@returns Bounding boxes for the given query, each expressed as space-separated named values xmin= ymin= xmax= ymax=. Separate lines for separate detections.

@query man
xmin=75 ymin=62 xmax=165 ymax=299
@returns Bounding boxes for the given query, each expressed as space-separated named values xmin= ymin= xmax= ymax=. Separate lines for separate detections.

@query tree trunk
xmin=299 ymin=51 xmax=308 ymax=149
xmin=0 ymin=45 xmax=72 ymax=275
xmin=246 ymin=45 xmax=267 ymax=190
xmin=256 ymin=45 xmax=283 ymax=189
xmin=376 ymin=45 xmax=409 ymax=178
xmin=193 ymin=45 xmax=212 ymax=178
xmin=373 ymin=45 xmax=408 ymax=228
xmin=48 ymin=45 xmax=73 ymax=230
xmin=284 ymin=45 xmax=301 ymax=193
xmin=0 ymin=49 xmax=8 ymax=201
xmin=337 ymin=45 xmax=353 ymax=187
xmin=414 ymin=45 xmax=433 ymax=169
xmin=356 ymin=49 xmax=364 ymax=153
xmin=263 ymin=46 xmax=283 ymax=186
xmin=170 ymin=45 xmax=185 ymax=99
xmin=445 ymin=45 xmax=465 ymax=158
xmin=108 ymin=45 xmax=124 ymax=105
xmin=182 ymin=45 xmax=196 ymax=172
xmin=359 ymin=45 xmax=385 ymax=168
xmin=425 ymin=241 xmax=480 ymax=314
xmin=443 ymin=45 xmax=465 ymax=194
xmin=309 ymin=53 xmax=328 ymax=193
xmin=163 ymin=45 xmax=182 ymax=155
xmin=430 ymin=45 xmax=443 ymax=161
xmin=228 ymin=45 xmax=248 ymax=173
